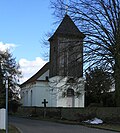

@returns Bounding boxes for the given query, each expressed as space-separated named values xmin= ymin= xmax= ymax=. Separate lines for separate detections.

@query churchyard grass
xmin=86 ymin=123 xmax=120 ymax=132
xmin=78 ymin=123 xmax=120 ymax=132
xmin=0 ymin=130 xmax=5 ymax=133
xmin=50 ymin=119 xmax=120 ymax=132
xmin=0 ymin=125 xmax=20 ymax=133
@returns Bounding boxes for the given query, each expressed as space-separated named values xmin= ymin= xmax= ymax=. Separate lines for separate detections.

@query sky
xmin=0 ymin=0 xmax=57 ymax=83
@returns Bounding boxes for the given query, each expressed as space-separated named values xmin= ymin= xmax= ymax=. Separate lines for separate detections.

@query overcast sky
xmin=0 ymin=0 xmax=57 ymax=83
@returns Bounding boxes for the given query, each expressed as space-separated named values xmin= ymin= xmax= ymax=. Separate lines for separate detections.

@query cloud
xmin=0 ymin=41 xmax=17 ymax=51
xmin=0 ymin=41 xmax=47 ymax=84
xmin=19 ymin=57 xmax=47 ymax=83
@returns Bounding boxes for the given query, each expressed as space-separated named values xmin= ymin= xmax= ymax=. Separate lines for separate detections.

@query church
xmin=20 ymin=14 xmax=85 ymax=107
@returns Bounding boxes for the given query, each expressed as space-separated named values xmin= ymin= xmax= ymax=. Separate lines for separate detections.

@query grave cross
xmin=42 ymin=99 xmax=48 ymax=107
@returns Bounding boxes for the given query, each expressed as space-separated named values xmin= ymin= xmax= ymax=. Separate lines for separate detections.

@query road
xmin=9 ymin=117 xmax=118 ymax=133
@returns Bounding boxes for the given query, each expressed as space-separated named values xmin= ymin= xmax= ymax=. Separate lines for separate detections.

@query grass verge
xmin=0 ymin=125 xmax=20 ymax=133
xmin=85 ymin=123 xmax=120 ymax=132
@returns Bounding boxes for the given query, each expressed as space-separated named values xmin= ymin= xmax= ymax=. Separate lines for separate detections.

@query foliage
xmin=51 ymin=0 xmax=120 ymax=106
xmin=85 ymin=67 xmax=114 ymax=106
xmin=9 ymin=99 xmax=21 ymax=113
xmin=0 ymin=50 xmax=21 ymax=108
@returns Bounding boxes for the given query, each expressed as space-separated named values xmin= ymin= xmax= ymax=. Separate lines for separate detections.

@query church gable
xmin=20 ymin=62 xmax=49 ymax=88
xmin=37 ymin=70 xmax=49 ymax=81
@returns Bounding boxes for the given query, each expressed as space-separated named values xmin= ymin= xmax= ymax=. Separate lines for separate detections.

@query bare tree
xmin=51 ymin=0 xmax=120 ymax=106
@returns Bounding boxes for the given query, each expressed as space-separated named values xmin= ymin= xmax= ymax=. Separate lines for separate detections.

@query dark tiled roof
xmin=20 ymin=62 xmax=49 ymax=88
xmin=49 ymin=14 xmax=85 ymax=41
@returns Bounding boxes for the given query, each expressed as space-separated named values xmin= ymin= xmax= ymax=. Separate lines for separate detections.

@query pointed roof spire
xmin=65 ymin=0 xmax=68 ymax=14
xmin=49 ymin=14 xmax=85 ymax=41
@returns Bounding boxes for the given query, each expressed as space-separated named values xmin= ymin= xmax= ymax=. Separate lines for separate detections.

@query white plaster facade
xmin=20 ymin=66 xmax=85 ymax=107
xmin=20 ymin=69 xmax=57 ymax=107
xmin=57 ymin=92 xmax=84 ymax=107
xmin=55 ymin=78 xmax=85 ymax=107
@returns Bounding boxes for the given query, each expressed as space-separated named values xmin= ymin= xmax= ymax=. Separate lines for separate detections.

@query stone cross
xmin=42 ymin=99 xmax=48 ymax=108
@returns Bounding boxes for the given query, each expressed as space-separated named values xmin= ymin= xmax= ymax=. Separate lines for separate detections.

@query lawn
xmin=87 ymin=123 xmax=120 ymax=132
xmin=0 ymin=125 xmax=20 ymax=133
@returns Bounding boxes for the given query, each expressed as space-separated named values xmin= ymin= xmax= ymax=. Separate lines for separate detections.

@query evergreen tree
xmin=85 ymin=67 xmax=114 ymax=106
xmin=0 ymin=50 xmax=21 ymax=108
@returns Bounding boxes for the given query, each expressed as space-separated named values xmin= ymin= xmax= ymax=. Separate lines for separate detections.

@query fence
xmin=0 ymin=108 xmax=6 ymax=130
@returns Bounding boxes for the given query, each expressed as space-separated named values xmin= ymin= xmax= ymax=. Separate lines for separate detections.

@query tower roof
xmin=49 ymin=14 xmax=85 ymax=41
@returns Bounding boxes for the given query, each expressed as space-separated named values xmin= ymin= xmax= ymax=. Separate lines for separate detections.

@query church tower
xmin=49 ymin=14 xmax=85 ymax=78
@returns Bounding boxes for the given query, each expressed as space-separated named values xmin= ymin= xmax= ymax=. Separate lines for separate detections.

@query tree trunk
xmin=114 ymin=54 xmax=120 ymax=106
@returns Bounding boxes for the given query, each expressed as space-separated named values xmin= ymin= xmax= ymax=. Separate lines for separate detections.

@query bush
xmin=76 ymin=112 xmax=96 ymax=122
xmin=88 ymin=103 xmax=103 ymax=107
xmin=9 ymin=100 xmax=21 ymax=113
xmin=46 ymin=110 xmax=61 ymax=118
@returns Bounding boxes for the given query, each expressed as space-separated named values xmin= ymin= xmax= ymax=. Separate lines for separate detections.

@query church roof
xmin=49 ymin=14 xmax=85 ymax=41
xmin=20 ymin=62 xmax=49 ymax=88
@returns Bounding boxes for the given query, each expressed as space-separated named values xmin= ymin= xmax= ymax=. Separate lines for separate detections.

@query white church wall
xmin=80 ymin=93 xmax=85 ymax=107
xmin=34 ymin=82 xmax=57 ymax=107
xmin=20 ymin=76 xmax=85 ymax=108
xmin=20 ymin=81 xmax=57 ymax=107
xmin=57 ymin=95 xmax=85 ymax=107
xmin=20 ymin=83 xmax=36 ymax=106
xmin=20 ymin=88 xmax=28 ymax=106
xmin=74 ymin=93 xmax=84 ymax=107
xmin=56 ymin=81 xmax=85 ymax=107
xmin=57 ymin=91 xmax=74 ymax=107
xmin=21 ymin=91 xmax=25 ymax=106
xmin=27 ymin=89 xmax=33 ymax=106
xmin=57 ymin=97 xmax=67 ymax=107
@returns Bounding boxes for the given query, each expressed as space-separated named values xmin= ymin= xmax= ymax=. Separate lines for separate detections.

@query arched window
xmin=67 ymin=88 xmax=74 ymax=97
xmin=22 ymin=92 xmax=25 ymax=105
xmin=30 ymin=90 xmax=33 ymax=106
xmin=26 ymin=91 xmax=28 ymax=105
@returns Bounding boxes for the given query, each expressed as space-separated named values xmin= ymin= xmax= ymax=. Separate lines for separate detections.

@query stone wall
xmin=16 ymin=107 xmax=120 ymax=122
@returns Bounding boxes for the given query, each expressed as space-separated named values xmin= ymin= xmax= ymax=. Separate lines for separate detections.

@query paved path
xmin=9 ymin=117 xmax=118 ymax=133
